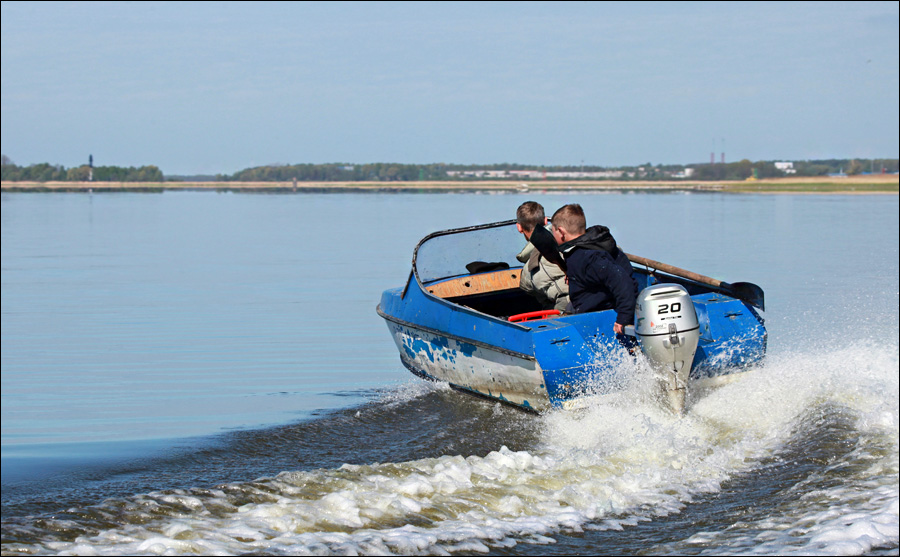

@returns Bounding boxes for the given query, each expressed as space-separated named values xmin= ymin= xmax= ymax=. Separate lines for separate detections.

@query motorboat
xmin=376 ymin=219 xmax=766 ymax=413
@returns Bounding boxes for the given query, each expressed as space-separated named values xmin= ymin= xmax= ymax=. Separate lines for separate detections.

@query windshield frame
xmin=408 ymin=219 xmax=536 ymax=330
xmin=412 ymin=219 xmax=519 ymax=285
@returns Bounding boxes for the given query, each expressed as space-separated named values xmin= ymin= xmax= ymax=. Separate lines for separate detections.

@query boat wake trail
xmin=2 ymin=343 xmax=897 ymax=556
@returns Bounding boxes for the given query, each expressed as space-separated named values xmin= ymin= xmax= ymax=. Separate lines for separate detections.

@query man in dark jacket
xmin=551 ymin=203 xmax=638 ymax=334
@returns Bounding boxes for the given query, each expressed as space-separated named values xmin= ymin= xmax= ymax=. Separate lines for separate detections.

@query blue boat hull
xmin=377 ymin=268 xmax=766 ymax=411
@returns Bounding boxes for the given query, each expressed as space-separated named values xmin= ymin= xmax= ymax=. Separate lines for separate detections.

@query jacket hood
xmin=559 ymin=225 xmax=618 ymax=255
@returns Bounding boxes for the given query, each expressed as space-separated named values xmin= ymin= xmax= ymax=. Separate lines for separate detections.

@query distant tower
xmin=721 ymin=138 xmax=725 ymax=164
xmin=711 ymin=138 xmax=716 ymax=165
xmin=88 ymin=154 xmax=93 ymax=182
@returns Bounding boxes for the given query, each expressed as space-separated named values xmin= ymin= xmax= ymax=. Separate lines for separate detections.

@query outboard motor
xmin=634 ymin=284 xmax=700 ymax=414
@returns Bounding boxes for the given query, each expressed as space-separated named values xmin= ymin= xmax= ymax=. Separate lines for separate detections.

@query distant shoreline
xmin=2 ymin=175 xmax=898 ymax=194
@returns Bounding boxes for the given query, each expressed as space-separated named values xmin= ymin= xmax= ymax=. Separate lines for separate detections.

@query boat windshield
xmin=414 ymin=220 xmax=528 ymax=284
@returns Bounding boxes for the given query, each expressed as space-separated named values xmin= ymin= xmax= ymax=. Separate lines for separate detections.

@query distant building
xmin=446 ymin=169 xmax=625 ymax=179
xmin=775 ymin=161 xmax=797 ymax=174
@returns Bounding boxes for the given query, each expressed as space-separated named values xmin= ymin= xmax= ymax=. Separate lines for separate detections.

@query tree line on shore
xmin=2 ymin=154 xmax=897 ymax=183
xmin=212 ymin=159 xmax=899 ymax=182
xmin=0 ymin=156 xmax=163 ymax=182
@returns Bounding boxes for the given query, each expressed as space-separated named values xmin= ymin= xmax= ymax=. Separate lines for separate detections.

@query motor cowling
xmin=634 ymin=284 xmax=700 ymax=414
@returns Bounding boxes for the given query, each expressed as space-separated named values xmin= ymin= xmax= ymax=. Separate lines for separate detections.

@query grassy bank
xmin=2 ymin=175 xmax=897 ymax=194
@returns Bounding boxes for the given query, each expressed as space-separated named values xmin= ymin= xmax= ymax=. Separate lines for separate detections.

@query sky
xmin=1 ymin=1 xmax=898 ymax=175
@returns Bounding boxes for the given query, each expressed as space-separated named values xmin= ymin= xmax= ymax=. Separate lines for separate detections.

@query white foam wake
xmin=7 ymin=343 xmax=897 ymax=556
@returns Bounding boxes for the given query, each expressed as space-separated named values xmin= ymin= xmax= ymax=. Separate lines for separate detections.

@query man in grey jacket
xmin=515 ymin=201 xmax=570 ymax=312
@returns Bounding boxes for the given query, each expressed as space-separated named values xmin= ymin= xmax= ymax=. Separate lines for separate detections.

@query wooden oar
xmin=626 ymin=253 xmax=765 ymax=311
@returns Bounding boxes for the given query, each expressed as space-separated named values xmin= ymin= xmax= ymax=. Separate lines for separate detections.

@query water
xmin=2 ymin=191 xmax=898 ymax=555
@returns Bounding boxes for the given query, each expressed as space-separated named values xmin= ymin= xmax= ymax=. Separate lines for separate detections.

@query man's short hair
xmin=516 ymin=201 xmax=545 ymax=232
xmin=551 ymin=204 xmax=586 ymax=235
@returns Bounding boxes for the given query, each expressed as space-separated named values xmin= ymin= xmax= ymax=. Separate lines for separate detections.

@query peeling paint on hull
xmin=388 ymin=322 xmax=547 ymax=411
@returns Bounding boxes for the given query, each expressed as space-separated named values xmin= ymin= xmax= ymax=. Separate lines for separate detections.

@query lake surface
xmin=2 ymin=190 xmax=898 ymax=555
